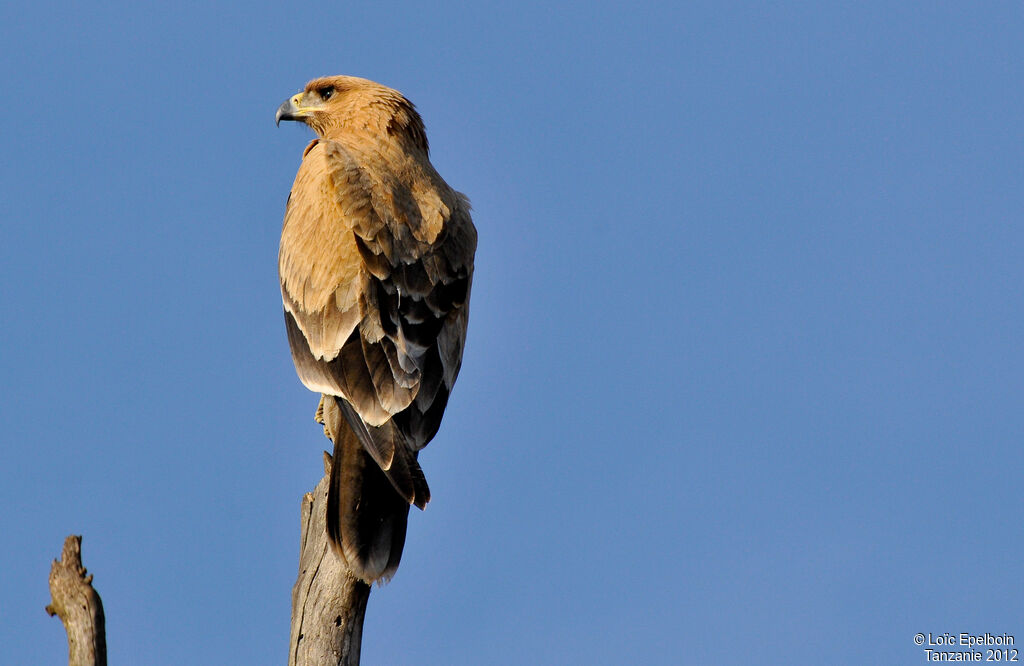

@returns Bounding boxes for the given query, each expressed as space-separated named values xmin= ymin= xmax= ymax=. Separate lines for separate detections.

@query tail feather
xmin=327 ymin=425 xmax=410 ymax=582
xmin=322 ymin=395 xmax=427 ymax=582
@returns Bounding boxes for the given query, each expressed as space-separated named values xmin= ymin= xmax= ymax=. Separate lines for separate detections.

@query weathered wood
xmin=46 ymin=535 xmax=107 ymax=666
xmin=289 ymin=451 xmax=371 ymax=666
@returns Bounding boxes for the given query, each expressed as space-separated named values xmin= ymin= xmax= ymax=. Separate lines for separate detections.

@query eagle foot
xmin=315 ymin=395 xmax=326 ymax=425
xmin=315 ymin=394 xmax=338 ymax=442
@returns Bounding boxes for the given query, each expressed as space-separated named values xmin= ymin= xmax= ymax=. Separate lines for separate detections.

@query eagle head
xmin=276 ymin=75 xmax=428 ymax=153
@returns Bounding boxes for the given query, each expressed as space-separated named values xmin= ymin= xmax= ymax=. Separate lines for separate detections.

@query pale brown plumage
xmin=277 ymin=76 xmax=476 ymax=582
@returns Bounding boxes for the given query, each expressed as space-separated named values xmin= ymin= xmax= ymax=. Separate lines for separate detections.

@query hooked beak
xmin=276 ymin=93 xmax=310 ymax=126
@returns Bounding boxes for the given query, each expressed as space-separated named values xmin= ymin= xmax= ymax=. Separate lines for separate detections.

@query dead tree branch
xmin=289 ymin=452 xmax=371 ymax=666
xmin=46 ymin=535 xmax=107 ymax=666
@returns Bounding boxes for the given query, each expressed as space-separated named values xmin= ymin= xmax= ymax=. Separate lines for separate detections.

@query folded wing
xmin=279 ymin=138 xmax=476 ymax=506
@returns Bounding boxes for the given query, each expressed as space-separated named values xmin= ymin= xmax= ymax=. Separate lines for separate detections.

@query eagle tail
xmin=326 ymin=422 xmax=411 ymax=583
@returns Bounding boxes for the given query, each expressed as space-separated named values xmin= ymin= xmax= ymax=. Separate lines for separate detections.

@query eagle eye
xmin=319 ymin=86 xmax=335 ymax=100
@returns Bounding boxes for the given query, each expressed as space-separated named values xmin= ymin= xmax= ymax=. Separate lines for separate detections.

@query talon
xmin=315 ymin=395 xmax=326 ymax=425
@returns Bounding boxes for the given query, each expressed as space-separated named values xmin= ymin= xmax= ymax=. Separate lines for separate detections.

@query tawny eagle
xmin=276 ymin=76 xmax=476 ymax=582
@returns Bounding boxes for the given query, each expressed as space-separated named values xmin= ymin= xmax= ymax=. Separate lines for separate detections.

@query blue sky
xmin=2 ymin=2 xmax=1022 ymax=664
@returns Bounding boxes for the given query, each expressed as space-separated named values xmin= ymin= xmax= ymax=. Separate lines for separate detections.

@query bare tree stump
xmin=46 ymin=535 xmax=107 ymax=666
xmin=289 ymin=452 xmax=371 ymax=666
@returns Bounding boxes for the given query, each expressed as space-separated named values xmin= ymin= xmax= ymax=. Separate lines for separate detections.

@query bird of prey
xmin=276 ymin=76 xmax=476 ymax=582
